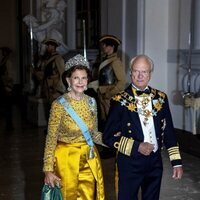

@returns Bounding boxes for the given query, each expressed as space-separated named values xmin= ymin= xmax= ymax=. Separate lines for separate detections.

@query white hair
xmin=129 ymin=55 xmax=154 ymax=72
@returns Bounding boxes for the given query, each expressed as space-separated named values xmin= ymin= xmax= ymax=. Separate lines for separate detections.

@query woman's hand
xmin=44 ymin=171 xmax=61 ymax=188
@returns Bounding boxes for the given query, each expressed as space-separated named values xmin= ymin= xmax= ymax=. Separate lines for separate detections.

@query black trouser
xmin=117 ymin=151 xmax=163 ymax=200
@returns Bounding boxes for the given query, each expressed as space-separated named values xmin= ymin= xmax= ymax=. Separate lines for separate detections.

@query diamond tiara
xmin=65 ymin=54 xmax=90 ymax=71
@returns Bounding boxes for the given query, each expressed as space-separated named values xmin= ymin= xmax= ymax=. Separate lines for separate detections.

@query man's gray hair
xmin=129 ymin=55 xmax=154 ymax=72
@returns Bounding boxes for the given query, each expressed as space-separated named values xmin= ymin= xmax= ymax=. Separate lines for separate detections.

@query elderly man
xmin=103 ymin=55 xmax=183 ymax=200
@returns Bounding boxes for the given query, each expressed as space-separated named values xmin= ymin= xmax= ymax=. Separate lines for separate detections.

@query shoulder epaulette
xmin=112 ymin=89 xmax=166 ymax=115
xmin=112 ymin=91 xmax=137 ymax=112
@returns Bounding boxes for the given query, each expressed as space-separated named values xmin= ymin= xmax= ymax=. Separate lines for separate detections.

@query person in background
xmin=33 ymin=38 xmax=65 ymax=101
xmin=43 ymin=54 xmax=105 ymax=200
xmin=0 ymin=47 xmax=14 ymax=130
xmin=41 ymin=38 xmax=65 ymax=103
xmin=89 ymin=34 xmax=126 ymax=159
xmin=33 ymin=38 xmax=65 ymax=124
xmin=98 ymin=35 xmax=126 ymax=127
xmin=103 ymin=55 xmax=183 ymax=200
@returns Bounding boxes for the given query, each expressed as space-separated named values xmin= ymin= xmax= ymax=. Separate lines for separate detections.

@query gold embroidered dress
xmin=43 ymin=94 xmax=105 ymax=200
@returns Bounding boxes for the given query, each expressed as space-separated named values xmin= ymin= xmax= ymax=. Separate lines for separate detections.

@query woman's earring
xmin=84 ymin=86 xmax=88 ymax=91
xmin=67 ymin=85 xmax=72 ymax=92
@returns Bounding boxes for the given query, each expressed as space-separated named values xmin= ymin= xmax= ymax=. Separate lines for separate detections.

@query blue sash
xmin=58 ymin=96 xmax=94 ymax=159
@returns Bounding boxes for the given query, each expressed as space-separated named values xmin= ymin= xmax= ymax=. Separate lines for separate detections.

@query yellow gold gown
xmin=43 ymin=94 xmax=105 ymax=200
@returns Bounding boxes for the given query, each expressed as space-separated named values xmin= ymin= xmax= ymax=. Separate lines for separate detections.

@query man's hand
xmin=138 ymin=142 xmax=154 ymax=156
xmin=172 ymin=166 xmax=183 ymax=180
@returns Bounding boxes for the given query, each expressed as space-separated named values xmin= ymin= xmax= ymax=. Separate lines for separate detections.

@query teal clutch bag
xmin=41 ymin=184 xmax=63 ymax=200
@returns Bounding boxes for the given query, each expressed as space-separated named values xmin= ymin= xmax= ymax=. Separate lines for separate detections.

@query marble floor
xmin=0 ymin=105 xmax=200 ymax=200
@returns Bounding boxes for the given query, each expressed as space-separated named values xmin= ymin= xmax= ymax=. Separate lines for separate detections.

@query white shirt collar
xmin=132 ymin=84 xmax=149 ymax=91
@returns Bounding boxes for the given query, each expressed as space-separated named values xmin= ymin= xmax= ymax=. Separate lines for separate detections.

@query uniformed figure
xmin=0 ymin=47 xmax=13 ymax=94
xmin=42 ymin=38 xmax=65 ymax=103
xmin=0 ymin=47 xmax=14 ymax=130
xmin=88 ymin=35 xmax=126 ymax=159
xmin=89 ymin=35 xmax=126 ymax=128
xmin=33 ymin=38 xmax=65 ymax=104
xmin=103 ymin=55 xmax=183 ymax=200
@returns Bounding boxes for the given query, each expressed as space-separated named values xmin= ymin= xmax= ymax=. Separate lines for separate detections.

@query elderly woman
xmin=43 ymin=54 xmax=105 ymax=200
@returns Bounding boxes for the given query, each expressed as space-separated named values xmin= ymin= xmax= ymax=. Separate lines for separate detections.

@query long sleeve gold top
xmin=43 ymin=94 xmax=101 ymax=172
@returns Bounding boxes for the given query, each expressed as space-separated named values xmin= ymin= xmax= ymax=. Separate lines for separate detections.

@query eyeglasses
xmin=131 ymin=70 xmax=150 ymax=76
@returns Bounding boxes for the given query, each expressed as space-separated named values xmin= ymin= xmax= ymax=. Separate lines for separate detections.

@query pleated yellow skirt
xmin=54 ymin=142 xmax=105 ymax=200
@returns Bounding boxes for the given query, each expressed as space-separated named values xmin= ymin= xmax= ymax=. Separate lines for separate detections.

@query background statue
xmin=23 ymin=0 xmax=68 ymax=55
